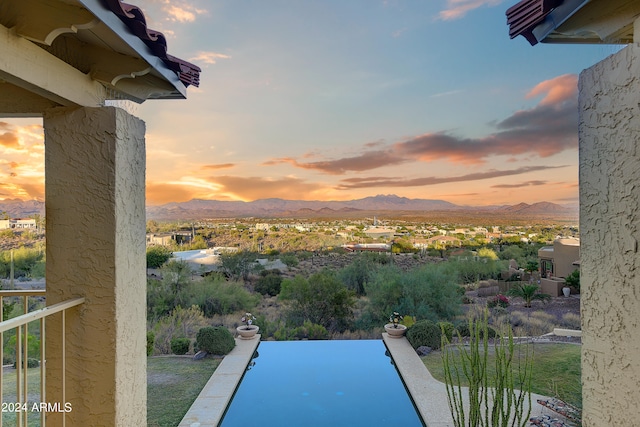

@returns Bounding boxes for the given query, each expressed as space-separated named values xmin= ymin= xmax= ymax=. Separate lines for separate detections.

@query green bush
xmin=147 ymin=331 xmax=155 ymax=356
xmin=291 ymin=321 xmax=330 ymax=340
xmin=454 ymin=321 xmax=497 ymax=339
xmin=180 ymin=276 xmax=259 ymax=317
xmin=406 ymin=320 xmax=442 ymax=350
xmin=146 ymin=245 xmax=173 ymax=269
xmin=14 ymin=358 xmax=39 ymax=368
xmin=196 ymin=327 xmax=235 ymax=355
xmin=255 ymin=271 xmax=283 ymax=296
xmin=170 ymin=337 xmax=191 ymax=355
xmin=438 ymin=321 xmax=455 ymax=342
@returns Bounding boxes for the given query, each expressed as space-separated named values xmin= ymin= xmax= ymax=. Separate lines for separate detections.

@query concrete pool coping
xmin=180 ymin=335 xmax=561 ymax=427
xmin=179 ymin=335 xmax=260 ymax=427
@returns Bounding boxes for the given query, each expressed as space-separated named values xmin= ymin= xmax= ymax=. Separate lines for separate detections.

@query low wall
xmin=540 ymin=278 xmax=565 ymax=297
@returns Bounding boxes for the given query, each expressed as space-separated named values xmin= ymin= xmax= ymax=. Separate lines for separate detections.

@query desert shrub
xmin=170 ymin=337 xmax=191 ymax=355
xmin=406 ymin=320 xmax=442 ymax=350
xmin=561 ymin=313 xmax=581 ymax=330
xmin=438 ymin=321 xmax=455 ymax=342
xmin=440 ymin=259 xmax=504 ymax=284
xmin=147 ymin=331 xmax=155 ymax=356
xmin=218 ymin=251 xmax=258 ymax=281
xmin=292 ymin=321 xmax=329 ymax=340
xmin=564 ymin=269 xmax=580 ymax=293
xmin=487 ymin=294 xmax=510 ymax=309
xmin=14 ymin=358 xmax=39 ymax=369
xmin=364 ymin=263 xmax=461 ymax=325
xmin=477 ymin=286 xmax=500 ymax=297
xmin=279 ymin=271 xmax=355 ymax=333
xmin=179 ymin=276 xmax=259 ymax=316
xmin=510 ymin=311 xmax=556 ymax=336
xmin=462 ymin=295 xmax=474 ymax=304
xmin=279 ymin=253 xmax=299 ymax=267
xmin=255 ymin=271 xmax=283 ymax=296
xmin=454 ymin=320 xmax=497 ymax=339
xmin=146 ymin=245 xmax=173 ymax=269
xmin=273 ymin=325 xmax=296 ymax=341
xmin=152 ymin=305 xmax=210 ymax=355
xmin=196 ymin=326 xmax=235 ymax=355
xmin=338 ymin=253 xmax=379 ymax=296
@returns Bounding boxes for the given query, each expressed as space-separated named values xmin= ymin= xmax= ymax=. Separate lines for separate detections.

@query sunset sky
xmin=0 ymin=0 xmax=618 ymax=206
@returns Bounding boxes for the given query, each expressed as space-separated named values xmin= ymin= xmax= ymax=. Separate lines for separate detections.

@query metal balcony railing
xmin=0 ymin=290 xmax=84 ymax=427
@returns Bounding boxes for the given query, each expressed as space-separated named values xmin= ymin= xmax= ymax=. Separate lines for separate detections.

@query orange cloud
xmin=209 ymin=176 xmax=326 ymax=201
xmin=335 ymin=166 xmax=565 ymax=190
xmin=526 ymin=74 xmax=577 ymax=106
xmin=146 ymin=182 xmax=199 ymax=205
xmin=0 ymin=132 xmax=20 ymax=149
xmin=438 ymin=0 xmax=503 ymax=21
xmin=265 ymin=74 xmax=579 ymax=174
xmin=201 ymin=163 xmax=236 ymax=170
xmin=491 ymin=180 xmax=548 ymax=189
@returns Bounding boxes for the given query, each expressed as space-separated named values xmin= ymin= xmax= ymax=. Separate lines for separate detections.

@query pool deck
xmin=180 ymin=334 xmax=560 ymax=427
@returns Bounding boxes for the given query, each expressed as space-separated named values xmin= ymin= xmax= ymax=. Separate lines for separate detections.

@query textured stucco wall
xmin=579 ymin=45 xmax=640 ymax=426
xmin=43 ymin=106 xmax=146 ymax=426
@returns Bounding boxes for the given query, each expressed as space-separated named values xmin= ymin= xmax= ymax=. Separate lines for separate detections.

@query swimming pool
xmin=219 ymin=340 xmax=425 ymax=427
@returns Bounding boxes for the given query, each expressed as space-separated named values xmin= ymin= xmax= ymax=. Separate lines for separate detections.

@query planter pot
xmin=562 ymin=287 xmax=571 ymax=297
xmin=384 ymin=323 xmax=407 ymax=338
xmin=237 ymin=325 xmax=259 ymax=340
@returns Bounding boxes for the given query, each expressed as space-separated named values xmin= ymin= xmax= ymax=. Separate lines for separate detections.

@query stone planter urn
xmin=384 ymin=323 xmax=407 ymax=338
xmin=562 ymin=286 xmax=571 ymax=297
xmin=237 ymin=325 xmax=259 ymax=339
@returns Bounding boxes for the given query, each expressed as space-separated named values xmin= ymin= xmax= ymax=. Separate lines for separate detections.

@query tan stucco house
xmin=508 ymin=0 xmax=640 ymax=425
xmin=0 ymin=0 xmax=199 ymax=425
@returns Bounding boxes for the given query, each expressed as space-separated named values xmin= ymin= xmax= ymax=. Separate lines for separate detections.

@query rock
xmin=416 ymin=346 xmax=432 ymax=356
xmin=193 ymin=350 xmax=208 ymax=360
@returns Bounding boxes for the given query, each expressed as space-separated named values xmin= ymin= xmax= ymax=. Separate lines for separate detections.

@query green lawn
xmin=147 ymin=356 xmax=220 ymax=427
xmin=421 ymin=342 xmax=582 ymax=409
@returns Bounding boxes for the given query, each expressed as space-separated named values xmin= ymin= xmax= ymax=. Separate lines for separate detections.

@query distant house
xmin=364 ymin=227 xmax=395 ymax=239
xmin=12 ymin=218 xmax=37 ymax=229
xmin=0 ymin=218 xmax=37 ymax=229
xmin=146 ymin=231 xmax=193 ymax=246
xmin=538 ymin=238 xmax=580 ymax=279
xmin=426 ymin=235 xmax=461 ymax=247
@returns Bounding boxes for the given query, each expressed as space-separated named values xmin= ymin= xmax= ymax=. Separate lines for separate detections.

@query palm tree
xmin=507 ymin=283 xmax=551 ymax=308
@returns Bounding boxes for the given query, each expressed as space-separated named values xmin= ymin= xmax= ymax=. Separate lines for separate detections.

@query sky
xmin=0 ymin=0 xmax=619 ymax=206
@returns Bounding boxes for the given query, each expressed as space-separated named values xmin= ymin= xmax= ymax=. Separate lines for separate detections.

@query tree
xmin=218 ymin=250 xmax=257 ymax=281
xmin=507 ymin=283 xmax=551 ymax=308
xmin=279 ymin=271 xmax=355 ymax=333
xmin=146 ymin=245 xmax=173 ymax=269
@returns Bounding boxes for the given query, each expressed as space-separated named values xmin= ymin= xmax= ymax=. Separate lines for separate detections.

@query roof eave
xmin=531 ymin=0 xmax=593 ymax=44
xmin=78 ymin=0 xmax=188 ymax=99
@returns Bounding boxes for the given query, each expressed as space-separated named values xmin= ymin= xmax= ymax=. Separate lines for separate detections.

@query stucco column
xmin=43 ymin=106 xmax=146 ymax=426
xmin=579 ymin=45 xmax=640 ymax=426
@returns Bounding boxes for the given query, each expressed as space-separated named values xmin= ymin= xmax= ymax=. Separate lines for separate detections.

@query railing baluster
xmin=23 ymin=295 xmax=28 ymax=427
xmin=62 ymin=310 xmax=66 ymax=427
xmin=41 ymin=317 xmax=46 ymax=427
xmin=17 ymin=323 xmax=22 ymax=427
xmin=1 ymin=294 xmax=4 ymax=427
xmin=0 ymin=291 xmax=82 ymax=427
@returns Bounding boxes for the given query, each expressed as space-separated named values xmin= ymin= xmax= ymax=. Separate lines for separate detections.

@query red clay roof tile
xmin=103 ymin=0 xmax=201 ymax=87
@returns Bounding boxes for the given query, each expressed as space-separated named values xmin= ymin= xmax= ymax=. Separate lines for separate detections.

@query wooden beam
xmin=0 ymin=23 xmax=107 ymax=111
xmin=0 ymin=80 xmax=59 ymax=117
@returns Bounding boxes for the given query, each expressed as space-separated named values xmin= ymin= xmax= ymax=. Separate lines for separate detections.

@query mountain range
xmin=0 ymin=195 xmax=578 ymax=221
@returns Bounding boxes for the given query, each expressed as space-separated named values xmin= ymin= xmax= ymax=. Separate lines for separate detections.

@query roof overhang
xmin=0 ymin=0 xmax=201 ymax=117
xmin=507 ymin=0 xmax=640 ymax=45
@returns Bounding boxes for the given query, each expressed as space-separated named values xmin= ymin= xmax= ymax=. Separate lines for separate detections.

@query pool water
xmin=219 ymin=340 xmax=424 ymax=427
